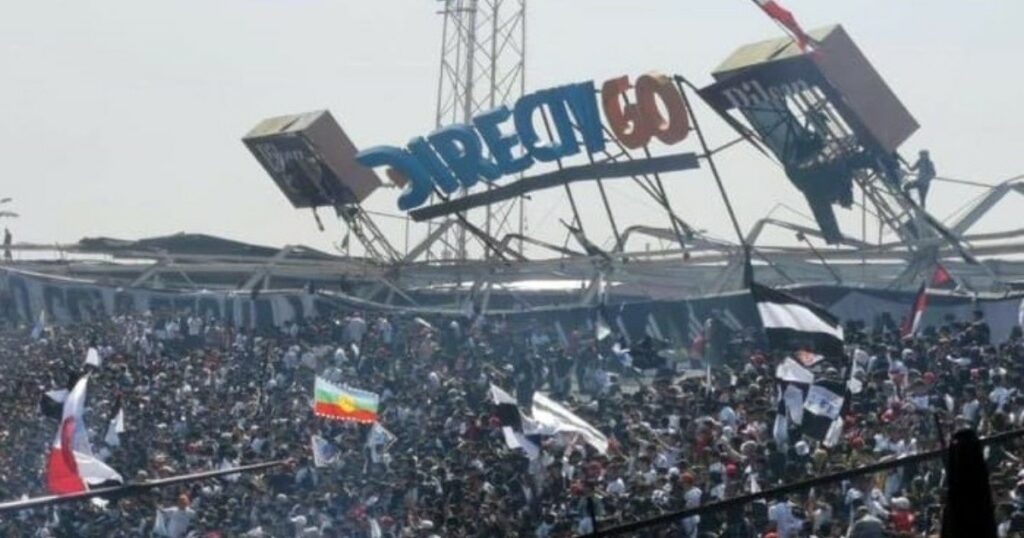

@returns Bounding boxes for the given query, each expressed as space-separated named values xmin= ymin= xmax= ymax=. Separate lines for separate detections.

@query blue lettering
xmin=427 ymin=124 xmax=500 ymax=189
xmin=473 ymin=106 xmax=533 ymax=175
xmin=515 ymin=88 xmax=581 ymax=163
xmin=407 ymin=137 xmax=460 ymax=195
xmin=560 ymin=82 xmax=606 ymax=154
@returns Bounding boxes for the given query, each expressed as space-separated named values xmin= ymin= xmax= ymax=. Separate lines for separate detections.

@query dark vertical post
xmin=674 ymin=76 xmax=753 ymax=285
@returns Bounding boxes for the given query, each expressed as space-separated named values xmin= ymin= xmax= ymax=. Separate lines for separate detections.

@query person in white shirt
xmin=990 ymin=382 xmax=1014 ymax=412
xmin=155 ymin=495 xmax=196 ymax=538
xmin=344 ymin=314 xmax=367 ymax=344
xmin=962 ymin=388 xmax=981 ymax=425
xmin=719 ymin=404 xmax=738 ymax=427
xmin=680 ymin=472 xmax=702 ymax=538
xmin=768 ymin=497 xmax=802 ymax=538
xmin=377 ymin=316 xmax=393 ymax=346
xmin=187 ymin=315 xmax=202 ymax=338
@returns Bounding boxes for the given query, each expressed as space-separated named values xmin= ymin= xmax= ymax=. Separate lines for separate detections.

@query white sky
xmin=2 ymin=0 xmax=1022 ymax=258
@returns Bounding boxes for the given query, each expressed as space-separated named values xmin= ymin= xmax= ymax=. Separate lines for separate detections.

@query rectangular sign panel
xmin=244 ymin=110 xmax=381 ymax=208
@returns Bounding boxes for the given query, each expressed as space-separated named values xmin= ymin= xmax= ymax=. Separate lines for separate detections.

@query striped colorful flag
xmin=313 ymin=377 xmax=379 ymax=423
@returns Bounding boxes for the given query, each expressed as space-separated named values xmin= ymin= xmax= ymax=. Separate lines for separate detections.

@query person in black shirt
xmin=905 ymin=149 xmax=936 ymax=208
xmin=970 ymin=309 xmax=992 ymax=346
xmin=2 ymin=227 xmax=11 ymax=262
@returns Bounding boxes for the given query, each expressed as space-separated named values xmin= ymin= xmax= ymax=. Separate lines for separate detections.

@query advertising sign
xmin=356 ymin=72 xmax=698 ymax=212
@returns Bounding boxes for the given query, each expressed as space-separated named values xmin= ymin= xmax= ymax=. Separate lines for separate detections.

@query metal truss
xmin=430 ymin=0 xmax=527 ymax=261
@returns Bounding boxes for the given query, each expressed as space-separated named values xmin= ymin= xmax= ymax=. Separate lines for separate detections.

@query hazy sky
xmin=2 ymin=0 xmax=1022 ymax=258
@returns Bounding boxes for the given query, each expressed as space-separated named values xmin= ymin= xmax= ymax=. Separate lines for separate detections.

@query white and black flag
xmin=774 ymin=358 xmax=814 ymax=444
xmin=752 ymin=283 xmax=845 ymax=358
xmin=773 ymin=358 xmax=849 ymax=446
xmin=801 ymin=379 xmax=846 ymax=443
xmin=40 ymin=388 xmax=69 ymax=420
xmin=489 ymin=384 xmax=524 ymax=432
xmin=104 ymin=399 xmax=125 ymax=448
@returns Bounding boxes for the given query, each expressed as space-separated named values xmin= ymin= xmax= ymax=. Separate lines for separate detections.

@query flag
xmin=489 ymin=384 xmax=524 ymax=432
xmin=753 ymin=0 xmax=813 ymax=50
xmin=776 ymin=358 xmax=813 ymax=423
xmin=40 ymin=389 xmax=68 ymax=420
xmin=313 ymin=377 xmax=379 ymax=423
xmin=490 ymin=386 xmax=543 ymax=458
xmin=366 ymin=423 xmax=397 ymax=448
xmin=900 ymin=264 xmax=953 ymax=339
xmin=615 ymin=308 xmax=631 ymax=346
xmin=751 ymin=283 xmax=845 ymax=358
xmin=931 ymin=263 xmax=957 ymax=290
xmin=84 ymin=347 xmax=102 ymax=368
xmin=31 ymin=310 xmax=46 ymax=340
xmin=46 ymin=376 xmax=123 ymax=494
xmin=531 ymin=392 xmax=608 ymax=454
xmin=104 ymin=400 xmax=125 ymax=448
xmin=801 ymin=379 xmax=846 ymax=442
xmin=502 ymin=426 xmax=540 ymax=460
xmin=645 ymin=313 xmax=664 ymax=341
xmin=366 ymin=423 xmax=397 ymax=464
xmin=311 ymin=434 xmax=339 ymax=468
xmin=554 ymin=320 xmax=569 ymax=347
xmin=595 ymin=310 xmax=612 ymax=342
xmin=773 ymin=357 xmax=814 ymax=446
xmin=901 ymin=282 xmax=928 ymax=339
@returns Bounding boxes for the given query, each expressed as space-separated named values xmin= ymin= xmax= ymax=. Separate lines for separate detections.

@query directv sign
xmin=356 ymin=72 xmax=695 ymax=211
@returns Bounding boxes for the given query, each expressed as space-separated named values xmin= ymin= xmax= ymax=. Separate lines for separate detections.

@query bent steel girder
xmin=951 ymin=176 xmax=1024 ymax=236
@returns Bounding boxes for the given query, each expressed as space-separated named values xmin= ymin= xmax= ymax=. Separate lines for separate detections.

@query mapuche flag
xmin=314 ymin=377 xmax=379 ymax=423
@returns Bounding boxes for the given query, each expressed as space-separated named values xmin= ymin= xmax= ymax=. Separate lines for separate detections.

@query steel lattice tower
xmin=430 ymin=0 xmax=527 ymax=261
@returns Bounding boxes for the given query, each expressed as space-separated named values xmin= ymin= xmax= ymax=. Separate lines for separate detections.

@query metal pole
xmin=538 ymin=103 xmax=585 ymax=236
xmin=674 ymin=77 xmax=751 ymax=283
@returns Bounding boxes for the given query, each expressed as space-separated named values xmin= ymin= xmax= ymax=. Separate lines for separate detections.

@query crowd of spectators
xmin=1 ymin=303 xmax=1023 ymax=537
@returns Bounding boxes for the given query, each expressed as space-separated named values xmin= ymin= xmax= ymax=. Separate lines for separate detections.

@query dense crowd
xmin=1 ymin=302 xmax=1024 ymax=537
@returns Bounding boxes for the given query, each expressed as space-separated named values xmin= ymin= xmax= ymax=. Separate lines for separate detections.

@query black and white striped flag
xmin=751 ymin=283 xmax=845 ymax=358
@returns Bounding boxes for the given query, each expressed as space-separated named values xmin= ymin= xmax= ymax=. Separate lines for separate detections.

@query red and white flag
xmin=46 ymin=376 xmax=123 ymax=494
xmin=753 ymin=0 xmax=814 ymax=50
xmin=900 ymin=282 xmax=928 ymax=340
xmin=900 ymin=265 xmax=958 ymax=340
xmin=930 ymin=263 xmax=957 ymax=290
